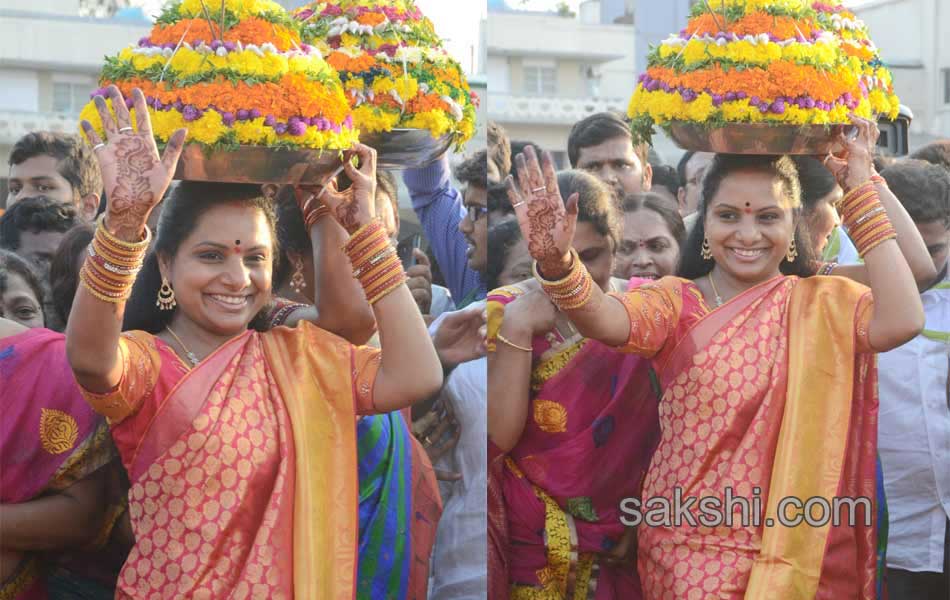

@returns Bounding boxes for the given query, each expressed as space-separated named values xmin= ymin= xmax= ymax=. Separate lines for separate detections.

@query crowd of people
xmin=0 ymin=85 xmax=489 ymax=599
xmin=486 ymin=110 xmax=949 ymax=600
xmin=1 ymin=87 xmax=949 ymax=600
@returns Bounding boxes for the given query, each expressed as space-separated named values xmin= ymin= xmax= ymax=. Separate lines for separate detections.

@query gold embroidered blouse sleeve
xmin=854 ymin=291 xmax=876 ymax=354
xmin=80 ymin=331 xmax=161 ymax=424
xmin=609 ymin=277 xmax=683 ymax=358
xmin=353 ymin=344 xmax=382 ymax=415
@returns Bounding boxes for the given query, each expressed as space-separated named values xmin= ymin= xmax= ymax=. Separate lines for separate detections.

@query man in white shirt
xmin=878 ymin=160 xmax=950 ymax=599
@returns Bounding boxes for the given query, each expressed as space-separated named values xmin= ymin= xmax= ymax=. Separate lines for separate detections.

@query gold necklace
xmin=165 ymin=324 xmax=200 ymax=366
xmin=707 ymin=272 xmax=724 ymax=307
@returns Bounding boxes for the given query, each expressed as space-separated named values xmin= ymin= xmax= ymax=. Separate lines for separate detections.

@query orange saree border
xmin=745 ymin=276 xmax=875 ymax=599
xmin=261 ymin=324 xmax=361 ymax=600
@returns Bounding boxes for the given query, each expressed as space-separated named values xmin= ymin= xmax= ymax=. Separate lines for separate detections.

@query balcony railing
xmin=487 ymin=93 xmax=628 ymax=125
xmin=0 ymin=111 xmax=81 ymax=146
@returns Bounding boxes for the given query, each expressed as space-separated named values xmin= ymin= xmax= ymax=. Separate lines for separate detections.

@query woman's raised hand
xmin=505 ymin=146 xmax=578 ymax=278
xmin=80 ymin=85 xmax=186 ymax=242
xmin=320 ymin=143 xmax=378 ymax=234
xmin=824 ymin=114 xmax=878 ymax=192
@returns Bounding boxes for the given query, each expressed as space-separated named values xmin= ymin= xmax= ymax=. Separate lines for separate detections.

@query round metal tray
xmin=362 ymin=128 xmax=453 ymax=169
xmin=174 ymin=144 xmax=343 ymax=185
xmin=667 ymin=122 xmax=849 ymax=155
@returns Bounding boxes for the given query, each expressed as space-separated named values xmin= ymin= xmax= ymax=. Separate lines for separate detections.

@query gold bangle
xmin=496 ymin=332 xmax=532 ymax=352
xmin=97 ymin=215 xmax=151 ymax=248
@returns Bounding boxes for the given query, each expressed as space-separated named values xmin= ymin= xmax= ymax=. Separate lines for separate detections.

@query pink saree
xmin=487 ymin=280 xmax=662 ymax=599
xmin=0 ymin=328 xmax=116 ymax=599
xmin=83 ymin=321 xmax=379 ymax=599
xmin=613 ymin=275 xmax=880 ymax=599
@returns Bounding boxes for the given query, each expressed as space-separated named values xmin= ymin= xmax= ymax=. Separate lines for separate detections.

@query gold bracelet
xmin=97 ymin=214 xmax=151 ymax=249
xmin=496 ymin=332 xmax=532 ymax=352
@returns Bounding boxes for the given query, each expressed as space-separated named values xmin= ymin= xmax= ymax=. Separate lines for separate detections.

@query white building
xmin=0 ymin=0 xmax=151 ymax=205
xmin=486 ymin=0 xmax=636 ymax=167
xmin=851 ymin=0 xmax=949 ymax=148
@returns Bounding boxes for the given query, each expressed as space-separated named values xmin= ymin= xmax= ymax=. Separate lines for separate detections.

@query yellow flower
xmin=148 ymin=108 xmax=186 ymax=142
xmin=169 ymin=49 xmax=207 ymax=76
xmin=232 ymin=117 xmax=271 ymax=145
xmin=187 ymin=110 xmax=225 ymax=145
xmin=404 ymin=110 xmax=453 ymax=137
xmin=261 ymin=53 xmax=289 ymax=74
xmin=352 ymin=105 xmax=400 ymax=133
xmin=394 ymin=76 xmax=419 ymax=102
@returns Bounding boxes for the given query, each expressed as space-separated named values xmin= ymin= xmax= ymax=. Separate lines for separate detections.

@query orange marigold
xmin=355 ymin=12 xmax=386 ymax=26
xmin=406 ymin=94 xmax=451 ymax=114
xmin=687 ymin=12 xmax=820 ymax=40
xmin=149 ymin=17 xmax=299 ymax=51
xmin=327 ymin=51 xmax=378 ymax=72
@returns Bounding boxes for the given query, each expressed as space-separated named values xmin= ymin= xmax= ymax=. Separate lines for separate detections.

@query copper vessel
xmin=667 ymin=122 xmax=849 ymax=155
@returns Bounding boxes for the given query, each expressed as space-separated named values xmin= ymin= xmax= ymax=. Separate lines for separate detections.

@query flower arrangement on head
xmin=79 ymin=0 xmax=359 ymax=152
xmin=293 ymin=0 xmax=477 ymax=149
xmin=627 ymin=0 xmax=901 ymax=145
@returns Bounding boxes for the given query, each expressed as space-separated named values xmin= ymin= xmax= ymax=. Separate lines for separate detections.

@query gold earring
xmin=701 ymin=237 xmax=713 ymax=260
xmin=290 ymin=256 xmax=306 ymax=294
xmin=156 ymin=277 xmax=177 ymax=310
xmin=786 ymin=238 xmax=798 ymax=262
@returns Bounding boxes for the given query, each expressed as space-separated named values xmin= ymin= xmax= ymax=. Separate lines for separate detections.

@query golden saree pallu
xmin=839 ymin=181 xmax=897 ymax=257
xmin=79 ymin=217 xmax=149 ymax=303
xmin=533 ymin=248 xmax=595 ymax=311
xmin=345 ymin=219 xmax=407 ymax=305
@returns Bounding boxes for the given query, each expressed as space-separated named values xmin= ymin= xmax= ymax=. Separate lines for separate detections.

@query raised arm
xmin=68 ymin=86 xmax=185 ymax=392
xmin=322 ymin=144 xmax=442 ymax=413
xmin=825 ymin=117 xmax=925 ymax=351
xmin=505 ymin=147 xmax=630 ymax=346
xmin=831 ymin=176 xmax=937 ymax=290
xmin=292 ymin=186 xmax=376 ymax=344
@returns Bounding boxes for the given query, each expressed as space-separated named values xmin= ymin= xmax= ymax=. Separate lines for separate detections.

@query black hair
xmin=910 ymin=140 xmax=950 ymax=172
xmin=487 ymin=182 xmax=513 ymax=217
xmin=558 ymin=170 xmax=622 ymax=251
xmin=454 ymin=150 xmax=488 ymax=190
xmin=0 ymin=196 xmax=79 ymax=251
xmin=676 ymin=151 xmax=696 ymax=186
xmin=49 ymin=223 xmax=94 ymax=326
xmin=678 ymin=154 xmax=817 ymax=280
xmin=567 ymin=111 xmax=648 ymax=169
xmin=650 ymin=165 xmax=681 ymax=202
xmin=621 ymin=192 xmax=687 ymax=249
xmin=122 ymin=182 xmax=279 ymax=333
xmin=488 ymin=121 xmax=512 ymax=183
xmin=484 ymin=219 xmax=524 ymax=291
xmin=791 ymin=156 xmax=837 ymax=214
xmin=273 ymin=185 xmax=309 ymax=291
xmin=9 ymin=131 xmax=103 ymax=199
xmin=0 ymin=249 xmax=46 ymax=325
xmin=881 ymin=159 xmax=950 ymax=225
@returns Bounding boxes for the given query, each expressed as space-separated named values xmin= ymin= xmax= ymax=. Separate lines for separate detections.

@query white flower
xmin=442 ymin=95 xmax=463 ymax=120
xmin=261 ymin=42 xmax=277 ymax=54
xmin=216 ymin=46 xmax=228 ymax=57
xmin=247 ymin=44 xmax=264 ymax=57
xmin=330 ymin=16 xmax=348 ymax=26
xmin=162 ymin=47 xmax=174 ymax=58
xmin=390 ymin=89 xmax=404 ymax=105
xmin=716 ymin=37 xmax=727 ymax=46
xmin=327 ymin=25 xmax=342 ymax=37
xmin=236 ymin=41 xmax=243 ymax=52
xmin=744 ymin=34 xmax=757 ymax=45
xmin=757 ymin=33 xmax=770 ymax=45
xmin=348 ymin=21 xmax=360 ymax=34
xmin=367 ymin=90 xmax=375 ymax=101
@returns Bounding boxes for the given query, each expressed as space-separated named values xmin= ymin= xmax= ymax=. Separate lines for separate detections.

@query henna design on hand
xmin=107 ymin=136 xmax=158 ymax=240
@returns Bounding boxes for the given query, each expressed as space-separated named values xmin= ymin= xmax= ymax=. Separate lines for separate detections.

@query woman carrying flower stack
xmin=69 ymin=86 xmax=442 ymax=599
xmin=505 ymin=114 xmax=924 ymax=598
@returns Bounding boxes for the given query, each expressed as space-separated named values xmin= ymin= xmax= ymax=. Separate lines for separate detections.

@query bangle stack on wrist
xmin=80 ymin=217 xmax=150 ymax=303
xmin=344 ymin=220 xmax=406 ymax=305
xmin=838 ymin=181 xmax=897 ymax=257
xmin=533 ymin=248 xmax=594 ymax=311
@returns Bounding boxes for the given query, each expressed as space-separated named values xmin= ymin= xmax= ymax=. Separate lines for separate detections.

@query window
xmin=52 ymin=81 xmax=93 ymax=114
xmin=524 ymin=65 xmax=556 ymax=96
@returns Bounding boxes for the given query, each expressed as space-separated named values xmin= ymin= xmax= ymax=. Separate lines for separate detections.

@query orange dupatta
xmin=745 ymin=276 xmax=879 ymax=599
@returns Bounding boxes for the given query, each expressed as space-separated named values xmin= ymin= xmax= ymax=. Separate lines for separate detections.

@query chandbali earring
xmin=785 ymin=238 xmax=798 ymax=262
xmin=701 ymin=237 xmax=713 ymax=260
xmin=290 ymin=256 xmax=307 ymax=294
xmin=156 ymin=277 xmax=177 ymax=311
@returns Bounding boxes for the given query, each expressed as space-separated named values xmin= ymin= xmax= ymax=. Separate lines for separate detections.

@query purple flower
xmin=759 ymin=103 xmax=771 ymax=114
xmin=163 ymin=42 xmax=176 ymax=50
xmin=638 ymin=73 xmax=647 ymax=84
xmin=321 ymin=4 xmax=342 ymax=16
xmin=712 ymin=94 xmax=723 ymax=107
xmin=210 ymin=40 xmax=221 ymax=51
xmin=750 ymin=96 xmax=761 ymax=107
xmin=249 ymin=108 xmax=262 ymax=119
xmin=770 ymin=99 xmax=786 ymax=114
xmin=274 ymin=122 xmax=288 ymax=135
xmin=736 ymin=91 xmax=748 ymax=100
xmin=660 ymin=81 xmax=672 ymax=93
xmin=681 ymin=89 xmax=697 ymax=102
xmin=804 ymin=97 xmax=816 ymax=109
xmin=221 ymin=111 xmax=235 ymax=126
xmin=125 ymin=97 xmax=135 ymax=109
xmin=173 ymin=100 xmax=184 ymax=111
xmin=264 ymin=115 xmax=277 ymax=127
xmin=646 ymin=79 xmax=660 ymax=92
xmin=182 ymin=105 xmax=202 ymax=122
xmin=138 ymin=37 xmax=150 ymax=47
xmin=288 ymin=120 xmax=307 ymax=136
xmin=236 ymin=109 xmax=249 ymax=121
xmin=343 ymin=115 xmax=353 ymax=128
xmin=296 ymin=8 xmax=314 ymax=20
xmin=224 ymin=41 xmax=236 ymax=52
xmin=725 ymin=91 xmax=737 ymax=102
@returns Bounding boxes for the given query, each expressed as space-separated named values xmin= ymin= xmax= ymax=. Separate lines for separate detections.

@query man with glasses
xmin=403 ymin=150 xmax=488 ymax=309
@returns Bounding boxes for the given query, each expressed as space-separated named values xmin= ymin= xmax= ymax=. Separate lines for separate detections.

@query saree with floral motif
xmin=613 ymin=275 xmax=880 ymax=599
xmin=81 ymin=321 xmax=381 ymax=599
xmin=486 ymin=279 xmax=662 ymax=599
xmin=0 ymin=328 xmax=119 ymax=600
